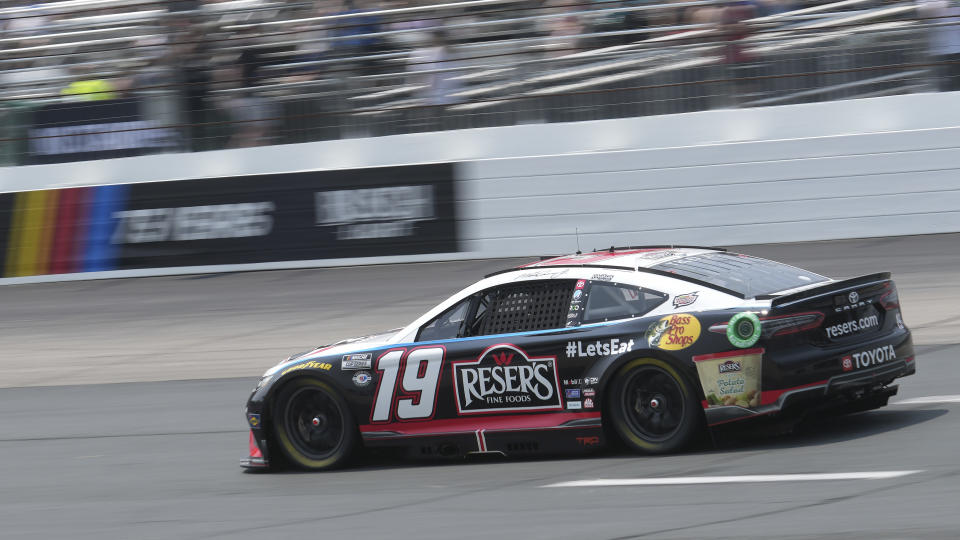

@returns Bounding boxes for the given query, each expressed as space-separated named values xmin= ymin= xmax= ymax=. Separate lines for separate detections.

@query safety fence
xmin=2 ymin=0 xmax=958 ymax=165
xmin=2 ymin=90 xmax=959 ymax=284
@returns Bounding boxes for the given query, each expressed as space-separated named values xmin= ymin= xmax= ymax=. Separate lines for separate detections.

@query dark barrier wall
xmin=0 ymin=163 xmax=458 ymax=277
xmin=27 ymin=99 xmax=178 ymax=165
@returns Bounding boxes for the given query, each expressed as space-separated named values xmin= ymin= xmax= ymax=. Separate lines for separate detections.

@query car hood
xmin=264 ymin=328 xmax=404 ymax=376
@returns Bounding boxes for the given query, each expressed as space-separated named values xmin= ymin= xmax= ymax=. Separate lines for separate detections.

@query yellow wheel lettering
xmin=273 ymin=378 xmax=350 ymax=470
xmin=609 ymin=357 xmax=696 ymax=453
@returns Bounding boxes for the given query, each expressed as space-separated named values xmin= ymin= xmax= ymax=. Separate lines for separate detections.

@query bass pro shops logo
xmin=646 ymin=314 xmax=702 ymax=351
xmin=452 ymin=344 xmax=562 ymax=414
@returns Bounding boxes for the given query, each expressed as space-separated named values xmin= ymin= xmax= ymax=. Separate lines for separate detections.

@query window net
xmin=476 ymin=280 xmax=574 ymax=335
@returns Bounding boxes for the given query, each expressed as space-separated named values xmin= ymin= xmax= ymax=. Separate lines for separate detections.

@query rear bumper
xmin=705 ymin=357 xmax=915 ymax=426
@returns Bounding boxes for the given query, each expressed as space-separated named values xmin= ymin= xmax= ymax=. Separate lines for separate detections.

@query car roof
xmin=484 ymin=246 xmax=752 ymax=299
xmin=518 ymin=246 xmax=724 ymax=271
xmin=489 ymin=245 xmax=831 ymax=301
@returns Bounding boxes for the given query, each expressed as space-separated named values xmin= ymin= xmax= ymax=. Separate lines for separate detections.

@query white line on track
xmin=542 ymin=471 xmax=923 ymax=488
xmin=891 ymin=395 xmax=960 ymax=406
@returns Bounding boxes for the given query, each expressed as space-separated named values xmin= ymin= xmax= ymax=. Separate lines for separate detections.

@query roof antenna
xmin=575 ymin=228 xmax=582 ymax=255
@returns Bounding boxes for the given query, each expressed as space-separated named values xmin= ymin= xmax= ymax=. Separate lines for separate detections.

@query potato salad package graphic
xmin=693 ymin=348 xmax=764 ymax=409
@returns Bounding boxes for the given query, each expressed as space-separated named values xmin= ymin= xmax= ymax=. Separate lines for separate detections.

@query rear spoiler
xmin=766 ymin=272 xmax=892 ymax=309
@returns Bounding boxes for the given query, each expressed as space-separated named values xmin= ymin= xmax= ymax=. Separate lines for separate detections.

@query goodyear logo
xmin=281 ymin=360 xmax=333 ymax=376
xmin=646 ymin=314 xmax=702 ymax=351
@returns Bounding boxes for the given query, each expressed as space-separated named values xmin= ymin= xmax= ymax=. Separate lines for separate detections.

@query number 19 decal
xmin=371 ymin=347 xmax=444 ymax=422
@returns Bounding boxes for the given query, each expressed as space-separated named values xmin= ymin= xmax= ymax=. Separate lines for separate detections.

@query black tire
xmin=607 ymin=357 xmax=703 ymax=454
xmin=272 ymin=378 xmax=358 ymax=471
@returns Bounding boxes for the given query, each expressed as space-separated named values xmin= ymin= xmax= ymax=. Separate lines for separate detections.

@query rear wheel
xmin=608 ymin=358 xmax=702 ymax=454
xmin=273 ymin=378 xmax=358 ymax=471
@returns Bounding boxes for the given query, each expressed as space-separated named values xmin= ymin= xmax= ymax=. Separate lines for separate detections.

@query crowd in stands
xmin=0 ymin=0 xmax=958 ymax=157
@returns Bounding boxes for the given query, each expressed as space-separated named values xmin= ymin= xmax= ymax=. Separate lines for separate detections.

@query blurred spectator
xmin=286 ymin=1 xmax=336 ymax=80
xmin=61 ymin=80 xmax=119 ymax=101
xmin=388 ymin=1 xmax=433 ymax=50
xmin=756 ymin=0 xmax=794 ymax=17
xmin=916 ymin=0 xmax=960 ymax=91
xmin=217 ymin=26 xmax=280 ymax=147
xmin=719 ymin=1 xmax=756 ymax=64
xmin=540 ymin=0 xmax=585 ymax=57
xmin=589 ymin=0 xmax=649 ymax=48
xmin=169 ymin=0 xmax=202 ymax=12
xmin=408 ymin=29 xmax=463 ymax=105
xmin=169 ymin=20 xmax=215 ymax=150
xmin=649 ymin=5 xmax=685 ymax=38
xmin=685 ymin=3 xmax=721 ymax=36
xmin=718 ymin=0 xmax=758 ymax=105
xmin=61 ymin=62 xmax=119 ymax=101
xmin=203 ymin=0 xmax=271 ymax=26
xmin=620 ymin=1 xmax=651 ymax=44
xmin=1 ymin=57 xmax=68 ymax=90
xmin=4 ymin=1 xmax=50 ymax=41
xmin=332 ymin=0 xmax=385 ymax=56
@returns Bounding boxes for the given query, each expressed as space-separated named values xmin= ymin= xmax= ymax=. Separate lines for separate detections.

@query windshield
xmin=652 ymin=252 xmax=828 ymax=298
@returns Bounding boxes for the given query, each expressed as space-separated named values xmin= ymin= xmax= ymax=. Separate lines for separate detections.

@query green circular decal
xmin=726 ymin=312 xmax=762 ymax=348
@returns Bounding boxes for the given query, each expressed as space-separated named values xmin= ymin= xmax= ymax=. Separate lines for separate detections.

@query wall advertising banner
xmin=27 ymin=98 xmax=178 ymax=164
xmin=0 ymin=163 xmax=458 ymax=277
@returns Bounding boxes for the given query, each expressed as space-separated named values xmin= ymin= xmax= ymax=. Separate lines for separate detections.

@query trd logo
xmin=576 ymin=436 xmax=600 ymax=447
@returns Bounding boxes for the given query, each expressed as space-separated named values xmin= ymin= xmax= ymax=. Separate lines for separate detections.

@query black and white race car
xmin=243 ymin=246 xmax=914 ymax=470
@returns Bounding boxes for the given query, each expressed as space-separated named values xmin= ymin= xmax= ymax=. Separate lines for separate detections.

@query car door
xmin=383 ymin=278 xmax=585 ymax=432
xmin=364 ymin=275 xmax=673 ymax=418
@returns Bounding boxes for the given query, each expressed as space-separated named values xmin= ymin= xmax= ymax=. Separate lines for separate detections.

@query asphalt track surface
xmin=2 ymin=234 xmax=960 ymax=539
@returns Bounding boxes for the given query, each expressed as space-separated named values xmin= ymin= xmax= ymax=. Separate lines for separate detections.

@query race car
xmin=243 ymin=246 xmax=915 ymax=470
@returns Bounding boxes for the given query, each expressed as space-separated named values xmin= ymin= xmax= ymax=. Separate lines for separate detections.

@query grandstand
xmin=0 ymin=0 xmax=954 ymax=164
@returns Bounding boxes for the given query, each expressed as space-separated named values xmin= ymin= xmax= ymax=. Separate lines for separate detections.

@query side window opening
xmin=418 ymin=280 xmax=577 ymax=341
xmin=583 ymin=282 xmax=667 ymax=323
xmin=475 ymin=280 xmax=574 ymax=336
xmin=416 ymin=297 xmax=472 ymax=342
xmin=462 ymin=292 xmax=490 ymax=338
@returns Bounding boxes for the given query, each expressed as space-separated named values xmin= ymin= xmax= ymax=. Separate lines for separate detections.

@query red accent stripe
xmin=760 ymin=311 xmax=825 ymax=336
xmin=248 ymin=430 xmax=263 ymax=459
xmin=760 ymin=380 xmax=827 ymax=406
xmin=708 ymin=409 xmax=778 ymax=427
xmin=49 ymin=188 xmax=81 ymax=275
xmin=360 ymin=412 xmax=601 ymax=436
xmin=692 ymin=348 xmax=765 ymax=362
xmin=534 ymin=249 xmax=663 ymax=267
xmin=70 ymin=187 xmax=91 ymax=273
xmin=702 ymin=380 xmax=829 ymax=409
xmin=703 ymin=380 xmax=828 ymax=424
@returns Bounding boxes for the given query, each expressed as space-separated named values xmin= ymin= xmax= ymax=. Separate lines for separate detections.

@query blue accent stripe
xmin=83 ymin=184 xmax=128 ymax=272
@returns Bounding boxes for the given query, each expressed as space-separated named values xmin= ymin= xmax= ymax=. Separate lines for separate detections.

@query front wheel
xmin=607 ymin=358 xmax=703 ymax=454
xmin=273 ymin=378 xmax=358 ymax=470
